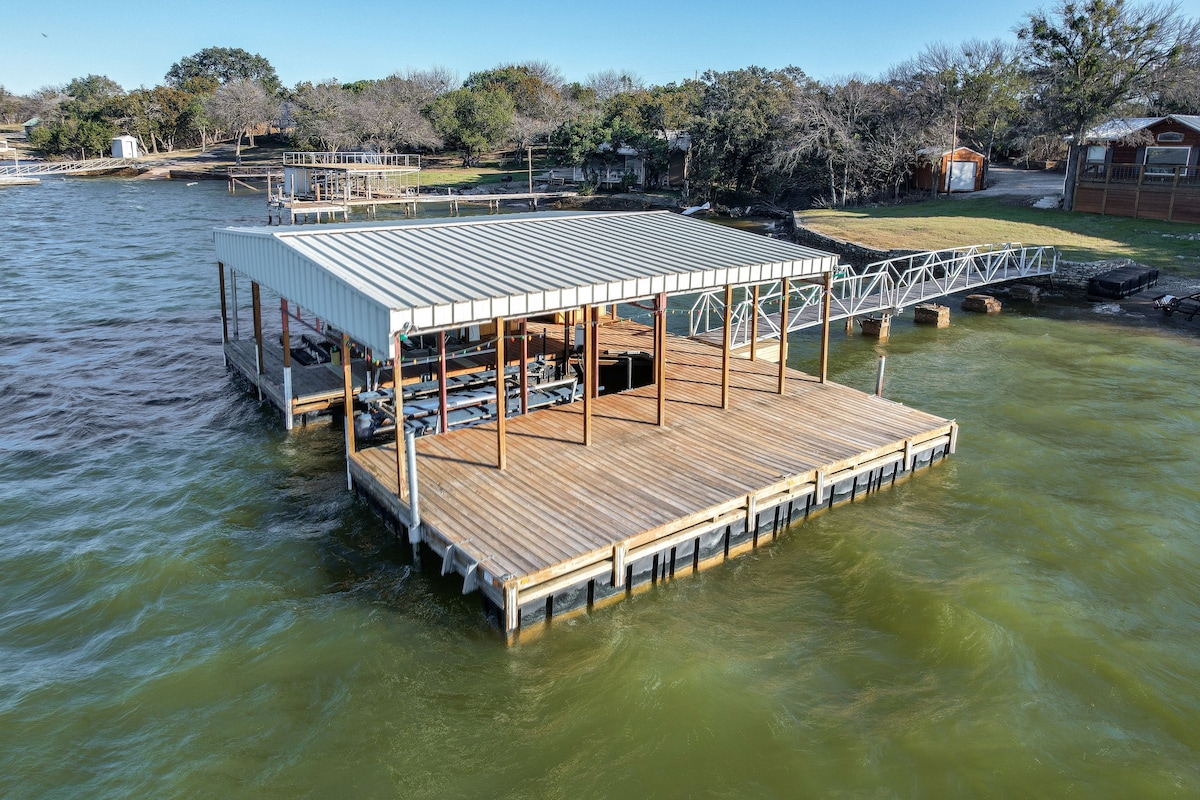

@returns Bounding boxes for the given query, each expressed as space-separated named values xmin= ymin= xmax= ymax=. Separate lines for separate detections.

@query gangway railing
xmin=0 ymin=158 xmax=135 ymax=176
xmin=689 ymin=243 xmax=1057 ymax=346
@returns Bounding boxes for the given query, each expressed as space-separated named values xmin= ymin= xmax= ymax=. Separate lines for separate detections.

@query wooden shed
xmin=914 ymin=146 xmax=987 ymax=193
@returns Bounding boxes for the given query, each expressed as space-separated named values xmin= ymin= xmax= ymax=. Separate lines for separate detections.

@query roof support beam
xmin=438 ymin=331 xmax=449 ymax=435
xmin=820 ymin=271 xmax=833 ymax=384
xmin=749 ymin=284 xmax=759 ymax=362
xmin=218 ymin=262 xmax=229 ymax=350
xmin=721 ymin=284 xmax=733 ymax=409
xmin=251 ymin=281 xmax=264 ymax=401
xmin=656 ymin=292 xmax=667 ymax=427
xmin=342 ymin=332 xmax=356 ymax=490
xmin=777 ymin=278 xmax=789 ymax=395
xmin=495 ymin=316 xmax=507 ymax=470
xmin=393 ymin=332 xmax=407 ymax=501
xmin=520 ymin=318 xmax=529 ymax=416
xmin=582 ymin=305 xmax=593 ymax=447
xmin=280 ymin=298 xmax=293 ymax=430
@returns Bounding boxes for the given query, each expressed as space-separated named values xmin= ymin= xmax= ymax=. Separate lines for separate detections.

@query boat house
xmin=213 ymin=211 xmax=957 ymax=638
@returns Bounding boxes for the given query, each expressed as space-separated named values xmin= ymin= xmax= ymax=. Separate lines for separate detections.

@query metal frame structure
xmin=689 ymin=243 xmax=1058 ymax=347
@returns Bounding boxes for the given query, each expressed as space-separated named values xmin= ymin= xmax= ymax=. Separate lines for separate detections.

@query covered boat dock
xmin=213 ymin=211 xmax=957 ymax=637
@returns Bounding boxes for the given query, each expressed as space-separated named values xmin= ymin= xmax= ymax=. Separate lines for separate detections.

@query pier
xmin=214 ymin=210 xmax=957 ymax=637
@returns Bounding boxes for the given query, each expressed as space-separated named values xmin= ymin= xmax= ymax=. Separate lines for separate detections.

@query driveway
xmin=957 ymin=165 xmax=1065 ymax=199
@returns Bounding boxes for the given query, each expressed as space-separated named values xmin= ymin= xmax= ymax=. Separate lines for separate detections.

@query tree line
xmin=1 ymin=0 xmax=1196 ymax=209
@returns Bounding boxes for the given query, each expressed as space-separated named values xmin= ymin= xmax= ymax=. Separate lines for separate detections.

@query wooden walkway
xmin=349 ymin=320 xmax=956 ymax=637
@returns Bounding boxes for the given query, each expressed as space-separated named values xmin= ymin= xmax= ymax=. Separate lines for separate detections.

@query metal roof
xmin=213 ymin=210 xmax=838 ymax=358
xmin=1082 ymin=115 xmax=1200 ymax=142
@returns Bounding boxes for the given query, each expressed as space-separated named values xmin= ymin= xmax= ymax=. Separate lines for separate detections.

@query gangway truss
xmin=689 ymin=242 xmax=1057 ymax=347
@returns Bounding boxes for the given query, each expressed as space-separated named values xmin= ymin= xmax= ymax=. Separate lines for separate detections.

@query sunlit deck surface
xmin=349 ymin=319 xmax=955 ymax=634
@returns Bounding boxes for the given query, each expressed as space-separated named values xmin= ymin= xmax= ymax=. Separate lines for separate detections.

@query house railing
xmin=1078 ymin=163 xmax=1200 ymax=186
xmin=283 ymin=152 xmax=420 ymax=169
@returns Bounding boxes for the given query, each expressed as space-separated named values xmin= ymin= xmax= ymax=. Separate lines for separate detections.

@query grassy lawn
xmin=798 ymin=197 xmax=1200 ymax=276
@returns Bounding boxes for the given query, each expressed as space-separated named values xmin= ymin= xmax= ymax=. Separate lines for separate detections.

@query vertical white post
xmin=405 ymin=430 xmax=421 ymax=557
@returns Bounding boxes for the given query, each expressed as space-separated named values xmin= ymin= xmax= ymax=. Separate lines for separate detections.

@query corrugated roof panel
xmin=214 ymin=210 xmax=837 ymax=357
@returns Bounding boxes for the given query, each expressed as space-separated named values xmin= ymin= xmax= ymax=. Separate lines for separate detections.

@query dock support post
xmin=520 ymin=318 xmax=529 ymax=415
xmin=394 ymin=332 xmax=407 ymax=501
xmin=495 ymin=316 xmax=507 ymax=469
xmin=582 ymin=305 xmax=592 ymax=447
xmin=281 ymin=298 xmax=293 ymax=430
xmin=438 ymin=331 xmax=449 ymax=435
xmin=590 ymin=306 xmax=600 ymax=399
xmin=612 ymin=543 xmax=626 ymax=588
xmin=721 ymin=284 xmax=732 ymax=409
xmin=777 ymin=278 xmax=790 ymax=395
xmin=656 ymin=292 xmax=667 ymax=426
xmin=229 ymin=270 xmax=239 ymax=340
xmin=749 ymin=285 xmax=759 ymax=362
xmin=405 ymin=429 xmax=421 ymax=559
xmin=218 ymin=262 xmax=229 ymax=366
xmin=251 ymin=281 xmax=264 ymax=401
xmin=875 ymin=355 xmax=886 ymax=398
xmin=504 ymin=584 xmax=519 ymax=635
xmin=342 ymin=332 xmax=355 ymax=491
xmin=820 ymin=271 xmax=832 ymax=384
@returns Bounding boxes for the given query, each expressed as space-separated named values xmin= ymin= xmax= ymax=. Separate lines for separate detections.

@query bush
xmin=577 ymin=180 xmax=595 ymax=196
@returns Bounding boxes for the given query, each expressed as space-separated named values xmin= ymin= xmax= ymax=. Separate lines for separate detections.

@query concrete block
xmin=913 ymin=303 xmax=950 ymax=327
xmin=859 ymin=316 xmax=891 ymax=338
xmin=962 ymin=294 xmax=1002 ymax=313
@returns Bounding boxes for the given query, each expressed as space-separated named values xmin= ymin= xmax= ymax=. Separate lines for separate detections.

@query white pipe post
xmin=405 ymin=430 xmax=421 ymax=560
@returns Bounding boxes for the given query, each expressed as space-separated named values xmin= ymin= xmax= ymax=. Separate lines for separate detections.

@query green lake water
xmin=1 ymin=179 xmax=1198 ymax=798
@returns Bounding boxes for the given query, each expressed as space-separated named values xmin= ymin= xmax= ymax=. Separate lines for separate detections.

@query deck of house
xmin=348 ymin=319 xmax=956 ymax=636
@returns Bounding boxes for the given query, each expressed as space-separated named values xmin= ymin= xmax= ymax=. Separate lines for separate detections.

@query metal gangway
xmin=0 ymin=158 xmax=135 ymax=177
xmin=690 ymin=243 xmax=1058 ymax=347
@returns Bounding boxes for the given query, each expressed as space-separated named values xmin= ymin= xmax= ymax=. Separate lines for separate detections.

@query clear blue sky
xmin=3 ymin=0 xmax=1199 ymax=95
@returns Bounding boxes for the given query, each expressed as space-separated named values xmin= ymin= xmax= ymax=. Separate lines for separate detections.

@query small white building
xmin=111 ymin=135 xmax=139 ymax=159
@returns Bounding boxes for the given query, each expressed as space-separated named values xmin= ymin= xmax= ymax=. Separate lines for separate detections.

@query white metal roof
xmin=213 ymin=210 xmax=838 ymax=358
xmin=1082 ymin=115 xmax=1200 ymax=142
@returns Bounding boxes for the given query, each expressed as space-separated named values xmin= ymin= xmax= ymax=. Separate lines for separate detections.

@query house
xmin=663 ymin=131 xmax=691 ymax=189
xmin=22 ymin=117 xmax=40 ymax=137
xmin=913 ymin=146 xmax=987 ymax=193
xmin=1072 ymin=114 xmax=1200 ymax=223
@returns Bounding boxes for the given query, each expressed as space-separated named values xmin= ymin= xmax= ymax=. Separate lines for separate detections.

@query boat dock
xmin=349 ymin=318 xmax=954 ymax=634
xmin=213 ymin=210 xmax=958 ymax=638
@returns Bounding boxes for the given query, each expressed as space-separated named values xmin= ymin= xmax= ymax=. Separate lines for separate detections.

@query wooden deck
xmin=348 ymin=319 xmax=957 ymax=637
xmin=224 ymin=338 xmax=372 ymax=418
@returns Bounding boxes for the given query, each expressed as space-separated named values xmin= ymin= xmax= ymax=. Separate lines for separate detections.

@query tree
xmin=206 ymin=79 xmax=277 ymax=163
xmin=166 ymin=47 xmax=281 ymax=95
xmin=352 ymin=75 xmax=443 ymax=152
xmin=688 ymin=66 xmax=806 ymax=199
xmin=126 ymin=85 xmax=195 ymax=153
xmin=426 ymin=87 xmax=515 ymax=166
xmin=290 ymin=81 xmax=357 ymax=152
xmin=1017 ymin=0 xmax=1195 ymax=209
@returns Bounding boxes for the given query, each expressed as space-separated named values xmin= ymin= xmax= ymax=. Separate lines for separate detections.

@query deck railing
xmin=1078 ymin=163 xmax=1200 ymax=186
xmin=283 ymin=151 xmax=420 ymax=169
xmin=689 ymin=243 xmax=1058 ymax=344
xmin=0 ymin=157 xmax=134 ymax=176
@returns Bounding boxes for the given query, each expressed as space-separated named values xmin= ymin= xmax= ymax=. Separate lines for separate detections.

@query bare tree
xmin=290 ymin=81 xmax=357 ymax=152
xmin=586 ymin=70 xmax=645 ymax=102
xmin=206 ymin=79 xmax=278 ymax=163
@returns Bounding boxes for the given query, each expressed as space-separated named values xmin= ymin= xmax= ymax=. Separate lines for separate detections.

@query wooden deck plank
xmin=350 ymin=319 xmax=953 ymax=595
